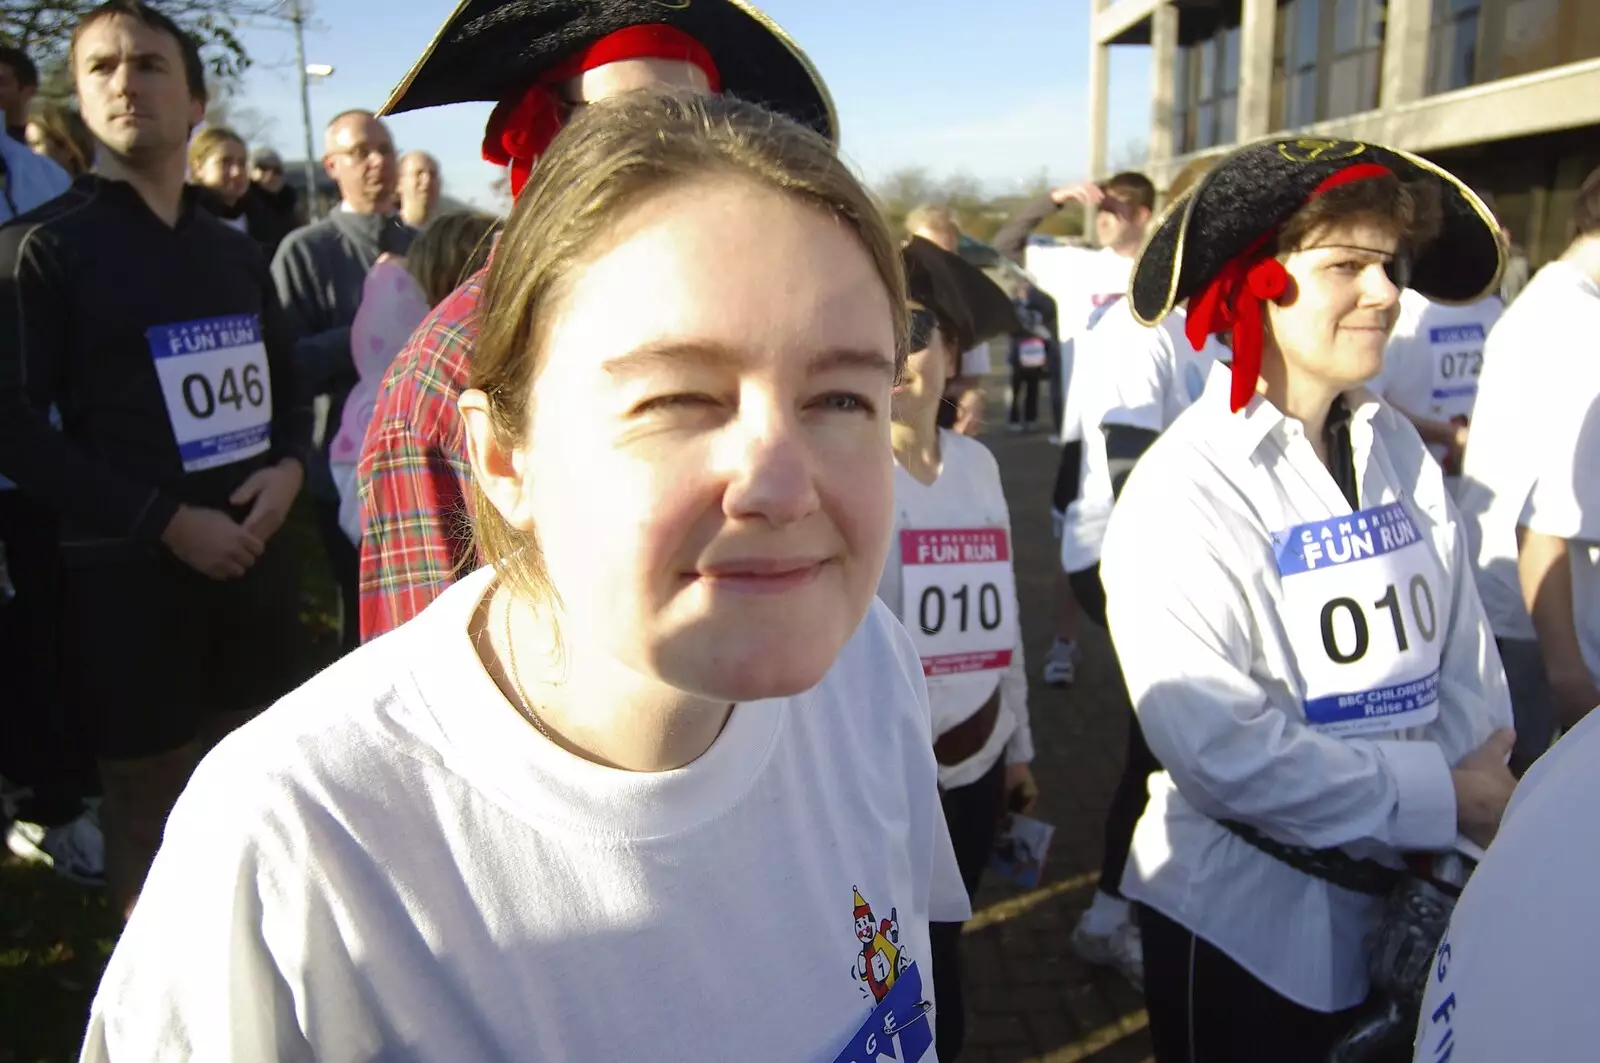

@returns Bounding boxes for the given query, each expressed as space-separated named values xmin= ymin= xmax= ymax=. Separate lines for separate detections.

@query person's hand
xmin=1447 ymin=422 xmax=1470 ymax=472
xmin=229 ymin=458 xmax=304 ymax=543
xmin=1051 ymin=181 xmax=1104 ymax=209
xmin=1005 ymin=763 xmax=1039 ymax=816
xmin=161 ymin=505 xmax=265 ymax=580
xmin=1452 ymin=728 xmax=1517 ymax=849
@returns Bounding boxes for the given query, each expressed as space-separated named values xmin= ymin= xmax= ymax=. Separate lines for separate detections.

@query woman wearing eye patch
xmin=1094 ymin=140 xmax=1518 ymax=1060
xmin=874 ymin=236 xmax=1035 ymax=1060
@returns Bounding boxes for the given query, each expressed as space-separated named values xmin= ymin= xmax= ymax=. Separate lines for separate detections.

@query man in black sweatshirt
xmin=271 ymin=108 xmax=415 ymax=654
xmin=0 ymin=0 xmax=313 ymax=917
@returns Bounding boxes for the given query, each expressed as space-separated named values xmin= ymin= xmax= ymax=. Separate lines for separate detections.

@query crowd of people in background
xmin=2 ymin=2 xmax=1600 ymax=1062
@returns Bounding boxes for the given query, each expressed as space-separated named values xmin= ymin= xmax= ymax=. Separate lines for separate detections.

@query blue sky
xmin=231 ymin=0 xmax=1153 ymax=210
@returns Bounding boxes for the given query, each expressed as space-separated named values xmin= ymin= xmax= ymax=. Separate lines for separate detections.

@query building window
xmin=1174 ymin=8 xmax=1242 ymax=154
xmin=1428 ymin=0 xmax=1600 ymax=92
xmin=1273 ymin=0 xmax=1385 ymax=129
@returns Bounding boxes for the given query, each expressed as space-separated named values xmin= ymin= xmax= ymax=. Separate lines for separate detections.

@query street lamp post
xmin=289 ymin=0 xmax=323 ymax=220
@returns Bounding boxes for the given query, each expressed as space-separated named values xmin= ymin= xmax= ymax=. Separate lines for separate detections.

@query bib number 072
xmin=182 ymin=363 xmax=266 ymax=420
xmin=920 ymin=582 xmax=1003 ymax=636
xmin=1320 ymin=574 xmax=1437 ymax=664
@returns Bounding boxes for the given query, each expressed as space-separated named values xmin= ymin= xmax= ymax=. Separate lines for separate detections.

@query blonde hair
xmin=470 ymin=90 xmax=906 ymax=605
xmin=27 ymin=103 xmax=95 ymax=177
xmin=404 ymin=211 xmax=502 ymax=307
xmin=904 ymin=203 xmax=960 ymax=250
xmin=187 ymin=125 xmax=245 ymax=179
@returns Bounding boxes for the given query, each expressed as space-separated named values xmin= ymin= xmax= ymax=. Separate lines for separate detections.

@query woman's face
xmin=1266 ymin=217 xmax=1402 ymax=392
xmin=891 ymin=304 xmax=955 ymax=423
xmin=24 ymin=121 xmax=70 ymax=171
xmin=489 ymin=177 xmax=898 ymax=703
xmin=197 ymin=139 xmax=250 ymax=204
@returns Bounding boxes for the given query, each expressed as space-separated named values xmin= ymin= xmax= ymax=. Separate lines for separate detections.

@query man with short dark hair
xmin=0 ymin=45 xmax=38 ymax=142
xmin=0 ymin=0 xmax=313 ymax=916
xmin=271 ymin=108 xmax=415 ymax=653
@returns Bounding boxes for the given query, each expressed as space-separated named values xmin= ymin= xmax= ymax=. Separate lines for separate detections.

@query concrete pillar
xmin=1237 ymin=0 xmax=1278 ymax=139
xmin=1149 ymin=2 xmax=1179 ymax=164
xmin=1089 ymin=40 xmax=1110 ymax=180
xmin=1380 ymin=0 xmax=1432 ymax=107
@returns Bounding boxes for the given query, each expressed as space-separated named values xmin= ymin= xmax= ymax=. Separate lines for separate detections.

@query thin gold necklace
xmin=500 ymin=594 xmax=557 ymax=743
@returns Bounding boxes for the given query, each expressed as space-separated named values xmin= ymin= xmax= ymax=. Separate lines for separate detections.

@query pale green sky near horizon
xmin=230 ymin=0 xmax=1156 ymax=210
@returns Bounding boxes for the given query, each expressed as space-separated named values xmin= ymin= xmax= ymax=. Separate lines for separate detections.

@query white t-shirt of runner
xmin=80 ymin=567 xmax=971 ymax=1063
xmin=1412 ymin=707 xmax=1600 ymax=1063
xmin=1061 ymin=301 xmax=1227 ymax=573
xmin=877 ymin=429 xmax=1034 ymax=791
xmin=1373 ymin=289 xmax=1503 ymax=475
xmin=1023 ymin=244 xmax=1132 ymax=444
xmin=1458 ymin=261 xmax=1600 ymax=642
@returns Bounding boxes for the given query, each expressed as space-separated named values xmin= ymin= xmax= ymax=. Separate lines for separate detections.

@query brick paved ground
xmin=954 ymin=384 xmax=1154 ymax=1063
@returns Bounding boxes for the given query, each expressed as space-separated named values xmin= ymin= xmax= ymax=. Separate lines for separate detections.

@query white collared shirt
xmin=1100 ymin=363 xmax=1511 ymax=1011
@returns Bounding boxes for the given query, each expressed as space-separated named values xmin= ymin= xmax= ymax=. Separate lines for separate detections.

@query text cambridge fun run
xmin=1294 ymin=501 xmax=1422 ymax=570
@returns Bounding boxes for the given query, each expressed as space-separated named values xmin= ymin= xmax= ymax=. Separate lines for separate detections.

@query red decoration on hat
xmin=1184 ymin=161 xmax=1393 ymax=412
xmin=482 ymin=24 xmax=723 ymax=198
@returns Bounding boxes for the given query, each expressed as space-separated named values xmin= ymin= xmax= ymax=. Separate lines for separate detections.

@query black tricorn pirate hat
xmin=903 ymin=236 xmax=1022 ymax=355
xmin=1129 ymin=136 xmax=1505 ymax=327
xmin=377 ymin=0 xmax=838 ymax=144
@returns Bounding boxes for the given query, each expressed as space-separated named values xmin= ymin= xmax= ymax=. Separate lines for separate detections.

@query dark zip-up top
xmin=0 ymin=175 xmax=313 ymax=553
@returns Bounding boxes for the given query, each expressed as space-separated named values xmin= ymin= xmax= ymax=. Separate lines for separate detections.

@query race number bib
xmin=900 ymin=528 xmax=1019 ymax=677
xmin=147 ymin=315 xmax=273 ymax=473
xmin=1273 ymin=502 xmax=1444 ymax=737
xmin=1427 ymin=323 xmax=1485 ymax=421
xmin=1018 ymin=337 xmax=1048 ymax=369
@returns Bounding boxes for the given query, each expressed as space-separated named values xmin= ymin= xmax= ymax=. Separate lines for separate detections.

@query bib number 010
xmin=919 ymin=582 xmax=1003 ymax=636
xmin=1321 ymin=574 xmax=1437 ymax=664
xmin=182 ymin=364 xmax=266 ymax=421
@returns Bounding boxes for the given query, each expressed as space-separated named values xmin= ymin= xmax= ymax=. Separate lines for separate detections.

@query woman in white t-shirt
xmin=1097 ymin=138 xmax=1518 ymax=1061
xmin=81 ymin=92 xmax=970 ymax=1063
xmin=876 ymin=236 xmax=1036 ymax=1058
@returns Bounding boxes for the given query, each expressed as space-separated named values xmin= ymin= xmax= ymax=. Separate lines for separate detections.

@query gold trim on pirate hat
xmin=377 ymin=0 xmax=837 ymax=144
xmin=1130 ymin=136 xmax=1504 ymax=327
xmin=903 ymin=236 xmax=1022 ymax=355
xmin=1128 ymin=136 xmax=1504 ymax=413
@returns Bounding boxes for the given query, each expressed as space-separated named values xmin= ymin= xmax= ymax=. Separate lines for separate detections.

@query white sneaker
xmin=42 ymin=807 xmax=105 ymax=887
xmin=1070 ymin=914 xmax=1145 ymax=991
xmin=1042 ymin=638 xmax=1077 ymax=686
xmin=6 ymin=817 xmax=51 ymax=864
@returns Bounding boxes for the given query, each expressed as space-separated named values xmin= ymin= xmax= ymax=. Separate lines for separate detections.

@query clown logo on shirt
xmin=851 ymin=887 xmax=911 ymax=1003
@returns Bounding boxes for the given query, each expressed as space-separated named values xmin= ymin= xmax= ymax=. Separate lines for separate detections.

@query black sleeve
xmin=0 ymin=224 xmax=178 ymax=541
xmin=1104 ymin=423 xmax=1161 ymax=503
xmin=256 ymin=253 xmax=314 ymax=470
xmin=1051 ymin=439 xmax=1083 ymax=514
xmin=270 ymin=235 xmax=355 ymax=398
xmin=992 ymin=194 xmax=1061 ymax=264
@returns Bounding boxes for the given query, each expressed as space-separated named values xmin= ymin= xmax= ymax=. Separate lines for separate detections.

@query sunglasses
xmin=909 ymin=307 xmax=938 ymax=353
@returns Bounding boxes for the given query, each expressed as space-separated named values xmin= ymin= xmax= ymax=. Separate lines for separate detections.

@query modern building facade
xmin=1089 ymin=0 xmax=1600 ymax=264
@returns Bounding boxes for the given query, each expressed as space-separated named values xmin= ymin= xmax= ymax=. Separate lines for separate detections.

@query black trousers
xmin=1139 ymin=904 xmax=1362 ymax=1062
xmin=1008 ymin=364 xmax=1044 ymax=425
xmin=0 ymin=490 xmax=96 ymax=821
xmin=314 ymin=493 xmax=361 ymax=655
xmin=928 ymin=755 xmax=1006 ymax=1062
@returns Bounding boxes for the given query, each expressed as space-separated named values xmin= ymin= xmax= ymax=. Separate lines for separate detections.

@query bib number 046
xmin=1321 ymin=574 xmax=1437 ymax=664
xmin=181 ymin=363 xmax=266 ymax=420
xmin=919 ymin=582 xmax=1003 ymax=636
